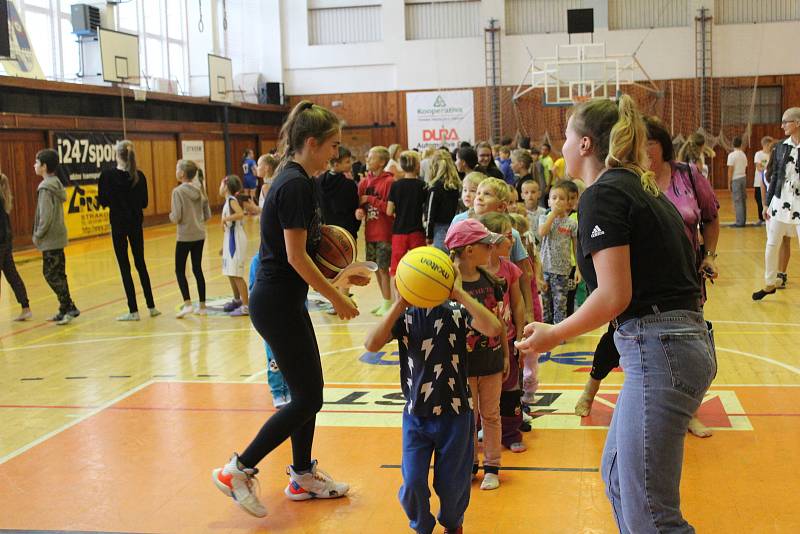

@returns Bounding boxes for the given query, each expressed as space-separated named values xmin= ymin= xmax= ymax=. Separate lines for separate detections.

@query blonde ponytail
xmin=116 ymin=140 xmax=139 ymax=187
xmin=606 ymin=95 xmax=658 ymax=196
xmin=0 ymin=173 xmax=12 ymax=213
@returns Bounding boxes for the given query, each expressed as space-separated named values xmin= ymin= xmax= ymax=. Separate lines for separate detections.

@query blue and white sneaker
xmin=285 ymin=460 xmax=349 ymax=501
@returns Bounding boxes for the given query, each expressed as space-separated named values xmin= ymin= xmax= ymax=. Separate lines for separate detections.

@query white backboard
xmin=208 ymin=54 xmax=233 ymax=104
xmin=99 ymin=28 xmax=140 ymax=84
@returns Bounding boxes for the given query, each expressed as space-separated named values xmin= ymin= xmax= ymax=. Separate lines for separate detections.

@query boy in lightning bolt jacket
xmin=365 ymin=260 xmax=502 ymax=534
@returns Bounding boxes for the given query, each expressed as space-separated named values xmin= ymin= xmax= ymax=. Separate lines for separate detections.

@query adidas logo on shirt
xmin=590 ymin=225 xmax=605 ymax=238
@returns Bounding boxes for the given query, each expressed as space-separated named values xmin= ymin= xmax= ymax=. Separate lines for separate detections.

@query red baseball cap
xmin=444 ymin=219 xmax=505 ymax=250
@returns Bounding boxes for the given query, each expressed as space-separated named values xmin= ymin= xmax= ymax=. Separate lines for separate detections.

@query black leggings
xmin=175 ymin=240 xmax=205 ymax=302
xmin=0 ymin=243 xmax=29 ymax=308
xmin=754 ymin=187 xmax=764 ymax=221
xmin=239 ymin=281 xmax=322 ymax=471
xmin=590 ymin=323 xmax=620 ymax=381
xmin=112 ymin=226 xmax=155 ymax=313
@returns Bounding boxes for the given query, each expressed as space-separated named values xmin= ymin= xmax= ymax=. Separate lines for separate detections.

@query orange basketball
xmin=315 ymin=225 xmax=357 ymax=279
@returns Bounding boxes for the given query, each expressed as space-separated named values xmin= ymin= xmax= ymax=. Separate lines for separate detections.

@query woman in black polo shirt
xmin=516 ymin=96 xmax=716 ymax=533
xmin=212 ymin=101 xmax=360 ymax=518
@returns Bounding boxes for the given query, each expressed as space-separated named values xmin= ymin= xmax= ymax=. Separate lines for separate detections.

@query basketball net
xmin=571 ymin=94 xmax=591 ymax=106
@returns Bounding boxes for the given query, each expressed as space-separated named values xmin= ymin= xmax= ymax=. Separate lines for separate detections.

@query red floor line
xmin=0 ymin=278 xmax=178 ymax=341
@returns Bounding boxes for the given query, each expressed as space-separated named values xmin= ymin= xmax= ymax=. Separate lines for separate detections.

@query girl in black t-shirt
xmin=212 ymin=101 xmax=366 ymax=518
xmin=516 ymin=96 xmax=715 ymax=533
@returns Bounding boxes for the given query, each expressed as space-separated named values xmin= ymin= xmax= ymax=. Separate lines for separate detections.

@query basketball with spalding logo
xmin=395 ymin=246 xmax=455 ymax=308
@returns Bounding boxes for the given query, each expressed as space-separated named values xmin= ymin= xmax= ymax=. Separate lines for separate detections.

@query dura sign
xmin=406 ymin=90 xmax=475 ymax=151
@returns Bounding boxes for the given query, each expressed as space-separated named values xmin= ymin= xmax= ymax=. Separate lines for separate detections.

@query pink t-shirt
xmin=495 ymin=258 xmax=523 ymax=340
xmin=661 ymin=161 xmax=719 ymax=256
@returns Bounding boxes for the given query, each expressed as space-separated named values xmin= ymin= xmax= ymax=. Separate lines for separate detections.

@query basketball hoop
xmin=132 ymin=88 xmax=147 ymax=102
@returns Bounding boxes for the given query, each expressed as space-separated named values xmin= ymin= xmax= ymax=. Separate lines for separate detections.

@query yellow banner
xmin=63 ymin=185 xmax=110 ymax=239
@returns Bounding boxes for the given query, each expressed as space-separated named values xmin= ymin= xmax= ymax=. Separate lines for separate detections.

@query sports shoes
xmin=176 ymin=304 xmax=193 ymax=318
xmin=229 ymin=305 xmax=249 ymax=317
xmin=519 ymin=421 xmax=532 ymax=433
xmin=509 ymin=442 xmax=527 ymax=453
xmin=285 ymin=460 xmax=349 ymax=501
xmin=752 ymin=287 xmax=776 ymax=301
xmin=195 ymin=306 xmax=207 ymax=316
xmin=480 ymin=472 xmax=500 ymax=490
xmin=223 ymin=299 xmax=242 ymax=312
xmin=117 ymin=312 xmax=140 ymax=321
xmin=13 ymin=310 xmax=32 ymax=322
xmin=56 ymin=308 xmax=79 ymax=326
xmin=777 ymin=272 xmax=788 ymax=289
xmin=149 ymin=307 xmax=162 ymax=318
xmin=49 ymin=312 xmax=64 ymax=322
xmin=212 ymin=453 xmax=267 ymax=518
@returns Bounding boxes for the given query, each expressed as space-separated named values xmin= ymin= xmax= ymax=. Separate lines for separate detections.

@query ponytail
xmin=116 ymin=140 xmax=139 ymax=187
xmin=571 ymin=95 xmax=657 ymax=197
xmin=0 ymin=173 xmax=12 ymax=213
xmin=606 ymin=95 xmax=658 ymax=196
xmin=277 ymin=100 xmax=341 ymax=173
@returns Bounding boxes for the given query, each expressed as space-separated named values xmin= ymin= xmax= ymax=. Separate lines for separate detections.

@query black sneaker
xmin=777 ymin=273 xmax=788 ymax=289
xmin=49 ymin=312 xmax=64 ymax=322
xmin=67 ymin=307 xmax=80 ymax=317
xmin=752 ymin=288 xmax=776 ymax=301
xmin=519 ymin=421 xmax=532 ymax=432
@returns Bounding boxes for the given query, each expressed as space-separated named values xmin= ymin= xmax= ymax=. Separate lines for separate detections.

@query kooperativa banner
xmin=406 ymin=90 xmax=475 ymax=151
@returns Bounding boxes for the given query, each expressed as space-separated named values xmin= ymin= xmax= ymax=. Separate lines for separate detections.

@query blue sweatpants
xmin=249 ymin=253 xmax=290 ymax=401
xmin=399 ymin=410 xmax=474 ymax=534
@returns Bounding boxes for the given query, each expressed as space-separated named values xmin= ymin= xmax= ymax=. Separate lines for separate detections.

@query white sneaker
xmin=117 ymin=312 xmax=140 ymax=321
xmin=149 ymin=307 xmax=161 ymax=318
xmin=285 ymin=460 xmax=349 ymax=500
xmin=481 ymin=472 xmax=500 ymax=490
xmin=212 ymin=454 xmax=267 ymax=518
xmin=176 ymin=304 xmax=193 ymax=319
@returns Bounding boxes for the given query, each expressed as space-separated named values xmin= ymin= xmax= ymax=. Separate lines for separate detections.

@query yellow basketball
xmin=395 ymin=246 xmax=456 ymax=308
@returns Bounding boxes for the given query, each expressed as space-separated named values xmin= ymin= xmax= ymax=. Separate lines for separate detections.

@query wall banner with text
xmin=405 ymin=90 xmax=475 ymax=151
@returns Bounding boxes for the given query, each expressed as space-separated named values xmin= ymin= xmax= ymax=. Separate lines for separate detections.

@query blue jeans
xmin=265 ymin=341 xmax=290 ymax=401
xmin=432 ymin=223 xmax=450 ymax=253
xmin=602 ymin=310 xmax=716 ymax=533
xmin=400 ymin=410 xmax=474 ymax=534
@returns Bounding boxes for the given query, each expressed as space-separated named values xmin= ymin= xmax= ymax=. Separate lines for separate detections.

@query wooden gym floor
xmin=0 ymin=191 xmax=798 ymax=533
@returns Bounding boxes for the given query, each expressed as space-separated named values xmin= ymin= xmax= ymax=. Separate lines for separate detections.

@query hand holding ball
xmin=395 ymin=246 xmax=455 ymax=308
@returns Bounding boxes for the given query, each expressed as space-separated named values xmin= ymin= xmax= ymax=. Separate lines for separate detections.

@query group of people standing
xmin=207 ymin=96 xmax=724 ymax=534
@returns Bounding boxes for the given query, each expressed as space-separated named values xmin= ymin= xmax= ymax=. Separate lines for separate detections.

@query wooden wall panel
xmin=204 ymin=140 xmax=227 ymax=209
xmin=258 ymin=137 xmax=278 ymax=155
xmin=151 ymin=140 xmax=179 ymax=215
xmin=128 ymin=138 xmax=157 ymax=217
xmin=230 ymin=135 xmax=259 ymax=177
xmin=0 ymin=132 xmax=47 ymax=246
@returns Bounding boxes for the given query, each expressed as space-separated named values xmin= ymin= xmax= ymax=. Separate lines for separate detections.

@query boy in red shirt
xmin=357 ymin=146 xmax=395 ymax=316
